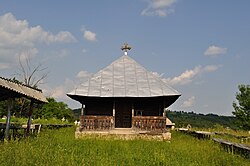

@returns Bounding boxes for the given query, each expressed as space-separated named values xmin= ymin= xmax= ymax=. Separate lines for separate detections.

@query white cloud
xmin=52 ymin=31 xmax=76 ymax=43
xmin=77 ymin=70 xmax=91 ymax=78
xmin=51 ymin=85 xmax=65 ymax=98
xmin=0 ymin=12 xmax=76 ymax=69
xmin=204 ymin=45 xmax=227 ymax=57
xmin=82 ymin=48 xmax=87 ymax=53
xmin=0 ymin=13 xmax=76 ymax=47
xmin=151 ymin=71 xmax=164 ymax=77
xmin=76 ymin=70 xmax=92 ymax=83
xmin=0 ymin=63 xmax=10 ymax=70
xmin=182 ymin=96 xmax=195 ymax=108
xmin=56 ymin=49 xmax=70 ymax=58
xmin=47 ymin=71 xmax=92 ymax=100
xmin=165 ymin=66 xmax=201 ymax=85
xmin=203 ymin=65 xmax=222 ymax=72
xmin=83 ymin=30 xmax=97 ymax=42
xmin=17 ymin=48 xmax=39 ymax=63
xmin=49 ymin=78 xmax=75 ymax=99
xmin=164 ymin=65 xmax=221 ymax=86
xmin=141 ymin=0 xmax=176 ymax=17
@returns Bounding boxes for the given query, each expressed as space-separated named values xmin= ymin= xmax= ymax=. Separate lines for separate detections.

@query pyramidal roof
xmin=68 ymin=55 xmax=181 ymax=98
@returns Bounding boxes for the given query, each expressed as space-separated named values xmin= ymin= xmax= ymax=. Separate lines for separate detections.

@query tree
xmin=15 ymin=54 xmax=49 ymax=134
xmin=232 ymin=84 xmax=250 ymax=130
xmin=33 ymin=98 xmax=74 ymax=122
xmin=14 ymin=55 xmax=48 ymax=115
xmin=16 ymin=55 xmax=48 ymax=88
xmin=0 ymin=100 xmax=8 ymax=118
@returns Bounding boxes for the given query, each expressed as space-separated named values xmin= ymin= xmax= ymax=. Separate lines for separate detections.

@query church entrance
xmin=115 ymin=102 xmax=132 ymax=128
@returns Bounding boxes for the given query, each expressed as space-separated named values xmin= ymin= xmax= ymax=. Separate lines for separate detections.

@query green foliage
xmin=213 ymin=124 xmax=225 ymax=131
xmin=0 ymin=97 xmax=38 ymax=118
xmin=1 ymin=97 xmax=74 ymax=122
xmin=0 ymin=100 xmax=7 ymax=117
xmin=0 ymin=128 xmax=248 ymax=165
xmin=0 ymin=77 xmax=40 ymax=118
xmin=232 ymin=84 xmax=250 ymax=130
xmin=0 ymin=117 xmax=73 ymax=125
xmin=72 ymin=108 xmax=81 ymax=120
xmin=33 ymin=98 xmax=74 ymax=122
xmin=167 ymin=111 xmax=238 ymax=129
xmin=33 ymin=118 xmax=72 ymax=125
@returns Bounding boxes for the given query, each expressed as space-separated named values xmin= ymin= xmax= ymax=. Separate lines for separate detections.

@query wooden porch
xmin=132 ymin=116 xmax=166 ymax=132
xmin=79 ymin=115 xmax=166 ymax=133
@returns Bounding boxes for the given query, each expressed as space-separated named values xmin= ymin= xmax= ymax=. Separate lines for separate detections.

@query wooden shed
xmin=67 ymin=44 xmax=180 ymax=132
xmin=0 ymin=76 xmax=47 ymax=139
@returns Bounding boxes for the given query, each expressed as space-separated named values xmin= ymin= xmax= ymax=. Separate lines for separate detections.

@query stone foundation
xmin=75 ymin=128 xmax=171 ymax=141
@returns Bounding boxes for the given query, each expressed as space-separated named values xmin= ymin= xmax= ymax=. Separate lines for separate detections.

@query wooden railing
xmin=80 ymin=116 xmax=113 ymax=131
xmin=79 ymin=115 xmax=166 ymax=132
xmin=132 ymin=116 xmax=166 ymax=131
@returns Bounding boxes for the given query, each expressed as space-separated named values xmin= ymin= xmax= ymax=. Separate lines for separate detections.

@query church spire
xmin=121 ymin=43 xmax=131 ymax=56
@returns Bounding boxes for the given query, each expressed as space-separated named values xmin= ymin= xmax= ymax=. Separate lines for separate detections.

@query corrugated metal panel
xmin=0 ymin=77 xmax=47 ymax=102
xmin=68 ymin=55 xmax=181 ymax=98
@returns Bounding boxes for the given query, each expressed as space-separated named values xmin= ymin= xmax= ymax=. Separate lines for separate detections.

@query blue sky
xmin=0 ymin=0 xmax=249 ymax=115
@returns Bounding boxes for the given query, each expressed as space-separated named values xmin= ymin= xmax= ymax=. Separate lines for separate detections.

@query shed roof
xmin=68 ymin=55 xmax=180 ymax=98
xmin=0 ymin=77 xmax=47 ymax=103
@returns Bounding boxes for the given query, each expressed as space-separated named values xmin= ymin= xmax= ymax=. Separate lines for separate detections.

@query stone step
xmin=109 ymin=128 xmax=135 ymax=134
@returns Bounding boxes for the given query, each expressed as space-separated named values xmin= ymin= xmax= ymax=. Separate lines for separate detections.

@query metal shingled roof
xmin=68 ymin=55 xmax=181 ymax=98
xmin=0 ymin=77 xmax=47 ymax=103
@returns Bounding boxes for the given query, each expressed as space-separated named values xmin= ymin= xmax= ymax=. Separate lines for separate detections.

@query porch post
xmin=163 ymin=99 xmax=166 ymax=117
xmin=163 ymin=108 xmax=167 ymax=117
xmin=112 ymin=101 xmax=115 ymax=129
xmin=80 ymin=104 xmax=85 ymax=130
xmin=81 ymin=104 xmax=85 ymax=116
xmin=26 ymin=100 xmax=34 ymax=136
xmin=131 ymin=103 xmax=134 ymax=128
xmin=5 ymin=98 xmax=13 ymax=140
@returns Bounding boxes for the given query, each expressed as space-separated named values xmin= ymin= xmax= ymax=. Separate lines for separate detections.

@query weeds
xmin=0 ymin=127 xmax=249 ymax=166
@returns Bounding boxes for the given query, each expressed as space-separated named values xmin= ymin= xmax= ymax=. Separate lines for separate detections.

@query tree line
xmin=167 ymin=111 xmax=237 ymax=129
xmin=0 ymin=97 xmax=74 ymax=122
xmin=168 ymin=84 xmax=250 ymax=130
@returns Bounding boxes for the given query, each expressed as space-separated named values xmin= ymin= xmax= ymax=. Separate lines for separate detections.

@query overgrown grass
xmin=190 ymin=127 xmax=250 ymax=145
xmin=0 ymin=117 xmax=72 ymax=125
xmin=0 ymin=127 xmax=249 ymax=166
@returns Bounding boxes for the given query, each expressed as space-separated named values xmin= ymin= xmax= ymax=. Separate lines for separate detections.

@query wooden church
xmin=67 ymin=44 xmax=180 ymax=132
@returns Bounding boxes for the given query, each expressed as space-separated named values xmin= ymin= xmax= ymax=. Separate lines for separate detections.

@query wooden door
xmin=115 ymin=102 xmax=132 ymax=128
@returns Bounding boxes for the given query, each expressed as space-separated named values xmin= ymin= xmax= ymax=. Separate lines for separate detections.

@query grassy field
xmin=0 ymin=127 xmax=249 ymax=166
xmin=0 ymin=117 xmax=72 ymax=125
xmin=190 ymin=127 xmax=250 ymax=145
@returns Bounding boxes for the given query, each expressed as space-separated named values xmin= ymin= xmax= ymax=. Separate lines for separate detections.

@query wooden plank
xmin=213 ymin=138 xmax=250 ymax=159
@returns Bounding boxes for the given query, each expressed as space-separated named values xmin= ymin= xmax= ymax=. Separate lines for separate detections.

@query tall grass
xmin=190 ymin=126 xmax=250 ymax=145
xmin=0 ymin=127 xmax=249 ymax=166
xmin=0 ymin=117 xmax=72 ymax=125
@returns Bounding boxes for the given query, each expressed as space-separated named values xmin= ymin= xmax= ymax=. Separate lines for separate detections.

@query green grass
xmin=190 ymin=127 xmax=250 ymax=145
xmin=212 ymin=134 xmax=250 ymax=145
xmin=0 ymin=127 xmax=249 ymax=166
xmin=0 ymin=117 xmax=72 ymax=125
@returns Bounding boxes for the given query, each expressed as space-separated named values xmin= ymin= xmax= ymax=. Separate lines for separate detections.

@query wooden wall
xmin=83 ymin=97 xmax=168 ymax=117
xmin=85 ymin=98 xmax=113 ymax=116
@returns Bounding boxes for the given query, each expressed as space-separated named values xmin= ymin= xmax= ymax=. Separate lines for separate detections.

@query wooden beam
xmin=81 ymin=104 xmax=85 ymax=116
xmin=163 ymin=99 xmax=166 ymax=117
xmin=132 ymin=103 xmax=134 ymax=128
xmin=26 ymin=100 xmax=34 ymax=136
xmin=5 ymin=98 xmax=13 ymax=140
xmin=112 ymin=101 xmax=115 ymax=128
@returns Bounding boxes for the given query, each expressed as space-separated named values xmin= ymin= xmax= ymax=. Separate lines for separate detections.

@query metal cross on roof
xmin=121 ymin=43 xmax=131 ymax=55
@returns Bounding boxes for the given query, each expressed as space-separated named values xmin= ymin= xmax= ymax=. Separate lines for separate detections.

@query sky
xmin=0 ymin=0 xmax=249 ymax=116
